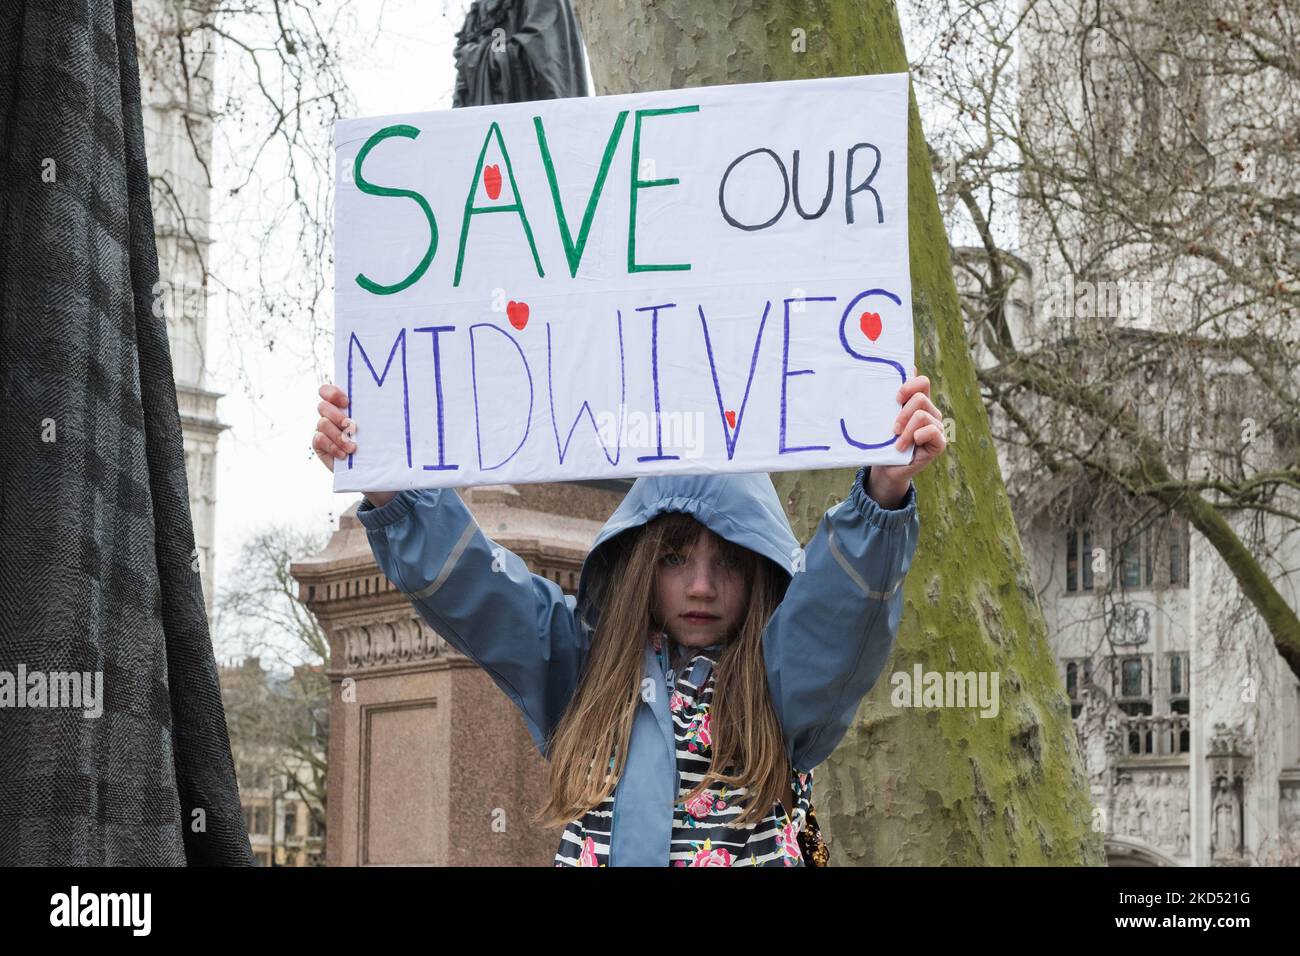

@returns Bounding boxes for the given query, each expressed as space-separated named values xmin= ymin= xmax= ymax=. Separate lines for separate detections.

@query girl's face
xmin=653 ymin=530 xmax=747 ymax=650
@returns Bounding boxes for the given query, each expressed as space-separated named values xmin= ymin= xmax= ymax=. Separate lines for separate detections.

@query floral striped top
xmin=554 ymin=634 xmax=812 ymax=867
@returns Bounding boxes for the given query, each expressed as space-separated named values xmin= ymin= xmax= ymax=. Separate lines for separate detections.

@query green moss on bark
xmin=574 ymin=0 xmax=1106 ymax=865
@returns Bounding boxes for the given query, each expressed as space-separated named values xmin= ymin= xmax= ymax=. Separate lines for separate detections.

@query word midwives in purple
xmin=341 ymin=289 xmax=908 ymax=487
xmin=50 ymin=887 xmax=151 ymax=936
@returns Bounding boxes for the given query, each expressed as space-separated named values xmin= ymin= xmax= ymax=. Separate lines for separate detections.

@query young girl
xmin=312 ymin=374 xmax=944 ymax=866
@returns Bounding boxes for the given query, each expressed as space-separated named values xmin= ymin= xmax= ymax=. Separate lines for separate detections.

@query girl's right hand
xmin=314 ymin=384 xmax=396 ymax=508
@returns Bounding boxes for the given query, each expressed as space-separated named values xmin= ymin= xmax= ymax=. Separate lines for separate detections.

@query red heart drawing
xmin=507 ymin=300 xmax=529 ymax=330
xmin=484 ymin=164 xmax=502 ymax=200
xmin=725 ymin=410 xmax=737 ymax=429
xmin=859 ymin=311 xmax=882 ymax=341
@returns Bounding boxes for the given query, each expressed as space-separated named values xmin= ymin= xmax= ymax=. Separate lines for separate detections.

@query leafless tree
xmin=216 ymin=525 xmax=330 ymax=839
xmin=908 ymin=0 xmax=1300 ymax=677
xmin=133 ymin=0 xmax=359 ymax=378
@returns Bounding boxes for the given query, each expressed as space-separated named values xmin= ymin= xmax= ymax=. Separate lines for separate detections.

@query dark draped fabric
xmin=0 ymin=0 xmax=251 ymax=864
xmin=453 ymin=0 xmax=589 ymax=107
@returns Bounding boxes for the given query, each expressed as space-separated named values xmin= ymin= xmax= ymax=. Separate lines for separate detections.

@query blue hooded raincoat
xmin=356 ymin=465 xmax=919 ymax=866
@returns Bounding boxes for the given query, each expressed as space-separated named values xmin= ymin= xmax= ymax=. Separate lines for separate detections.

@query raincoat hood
xmin=575 ymin=472 xmax=802 ymax=630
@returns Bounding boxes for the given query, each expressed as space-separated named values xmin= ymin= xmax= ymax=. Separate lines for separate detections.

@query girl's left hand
xmin=867 ymin=368 xmax=946 ymax=508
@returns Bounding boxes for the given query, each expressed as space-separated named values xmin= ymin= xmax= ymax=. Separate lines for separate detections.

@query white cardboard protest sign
xmin=333 ymin=72 xmax=912 ymax=492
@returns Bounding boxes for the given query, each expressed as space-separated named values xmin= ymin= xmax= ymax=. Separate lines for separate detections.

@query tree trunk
xmin=573 ymin=0 xmax=1106 ymax=865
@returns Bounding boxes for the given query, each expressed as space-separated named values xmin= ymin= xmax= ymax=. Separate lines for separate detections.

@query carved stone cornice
xmin=340 ymin=615 xmax=443 ymax=669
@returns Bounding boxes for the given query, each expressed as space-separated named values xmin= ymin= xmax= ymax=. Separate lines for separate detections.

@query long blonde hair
xmin=535 ymin=512 xmax=791 ymax=830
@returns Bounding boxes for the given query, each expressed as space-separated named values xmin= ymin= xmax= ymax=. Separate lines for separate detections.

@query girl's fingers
xmin=319 ymin=383 xmax=350 ymax=409
xmin=895 ymin=374 xmax=930 ymax=403
xmin=894 ymin=391 xmax=941 ymax=432
xmin=315 ymin=384 xmax=355 ymax=477
xmin=896 ymin=410 xmax=941 ymax=451
xmin=317 ymin=399 xmax=352 ymax=433
xmin=314 ymin=431 xmax=345 ymax=459
xmin=317 ymin=416 xmax=356 ymax=453
xmin=313 ymin=432 xmax=343 ymax=472
xmin=913 ymin=422 xmax=946 ymax=454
